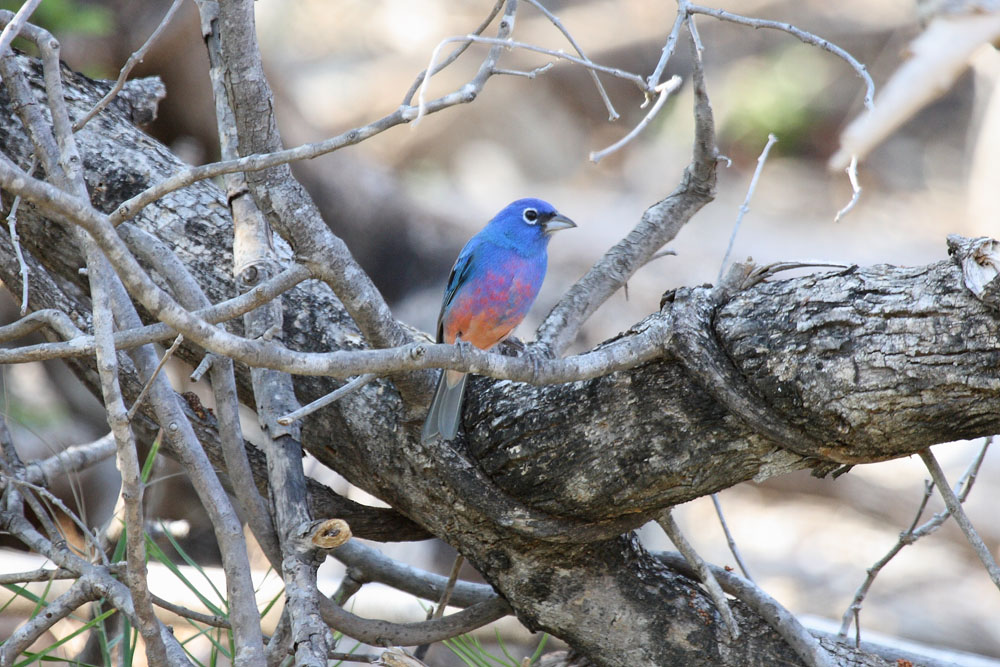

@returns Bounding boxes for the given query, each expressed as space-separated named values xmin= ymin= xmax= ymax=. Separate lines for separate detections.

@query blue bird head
xmin=488 ymin=198 xmax=576 ymax=252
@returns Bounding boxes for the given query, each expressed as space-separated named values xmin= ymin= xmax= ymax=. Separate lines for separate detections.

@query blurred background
xmin=1 ymin=0 xmax=999 ymax=664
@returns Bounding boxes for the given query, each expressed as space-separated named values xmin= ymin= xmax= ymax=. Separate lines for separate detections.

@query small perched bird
xmin=421 ymin=198 xmax=576 ymax=444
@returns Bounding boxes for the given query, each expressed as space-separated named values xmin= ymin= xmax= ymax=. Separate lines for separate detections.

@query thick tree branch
xmin=1 ymin=40 xmax=996 ymax=667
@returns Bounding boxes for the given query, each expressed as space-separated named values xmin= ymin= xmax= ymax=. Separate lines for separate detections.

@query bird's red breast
xmin=441 ymin=260 xmax=543 ymax=349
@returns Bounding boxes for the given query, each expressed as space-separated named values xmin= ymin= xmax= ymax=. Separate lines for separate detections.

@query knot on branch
xmin=288 ymin=518 xmax=352 ymax=553
xmin=948 ymin=234 xmax=1000 ymax=312
xmin=662 ymin=274 xmax=849 ymax=471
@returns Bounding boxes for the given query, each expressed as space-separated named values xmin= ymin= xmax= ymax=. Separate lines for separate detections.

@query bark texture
xmin=2 ymin=55 xmax=997 ymax=666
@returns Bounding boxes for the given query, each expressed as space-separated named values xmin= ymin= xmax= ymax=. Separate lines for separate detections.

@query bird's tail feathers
xmin=421 ymin=371 xmax=469 ymax=444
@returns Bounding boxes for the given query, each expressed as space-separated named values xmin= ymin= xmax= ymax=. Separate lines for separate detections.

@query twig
xmin=412 ymin=25 xmax=654 ymax=125
xmin=837 ymin=479 xmax=935 ymax=640
xmin=833 ymin=155 xmax=861 ymax=223
xmin=127 ymin=333 xmax=184 ymax=421
xmin=189 ymin=353 xmax=215 ymax=382
xmin=414 ymin=554 xmax=465 ymax=660
xmin=658 ymin=509 xmax=739 ymax=640
xmin=3 ymin=476 xmax=108 ymax=564
xmin=535 ymin=21 xmax=717 ymax=355
xmin=2 ymin=160 xmax=35 ymax=315
xmin=0 ymin=307 xmax=82 ymax=344
xmin=589 ymin=76 xmax=682 ymax=163
xmin=710 ymin=494 xmax=753 ymax=581
xmin=647 ymin=0 xmax=690 ymax=89
xmin=0 ymin=263 xmax=310 ymax=364
xmin=718 ymin=133 xmax=778 ymax=282
xmin=686 ymin=4 xmax=875 ymax=109
xmin=918 ymin=447 xmax=1000 ymax=590
xmin=333 ymin=540 xmax=498 ymax=609
xmin=657 ymin=551 xmax=836 ymax=667
xmin=0 ymin=0 xmax=41 ymax=59
xmin=492 ymin=62 xmax=553 ymax=78
xmin=416 ymin=33 xmax=649 ymax=125
xmin=150 ymin=592 xmax=231 ymax=629
xmin=522 ymin=0 xmax=618 ymax=120
xmin=277 ymin=373 xmax=377 ymax=426
xmin=329 ymin=652 xmax=379 ymax=664
xmin=0 ymin=578 xmax=98 ymax=664
xmin=401 ymin=0 xmax=505 ymax=106
xmin=0 ymin=509 xmax=185 ymax=659
xmin=88 ymin=246 xmax=172 ymax=664
xmin=72 ymin=0 xmax=185 ymax=131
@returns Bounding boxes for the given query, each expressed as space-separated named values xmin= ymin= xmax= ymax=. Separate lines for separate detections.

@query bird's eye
xmin=523 ymin=208 xmax=539 ymax=224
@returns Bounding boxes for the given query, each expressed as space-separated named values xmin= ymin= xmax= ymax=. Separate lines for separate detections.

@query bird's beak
xmin=543 ymin=213 xmax=577 ymax=234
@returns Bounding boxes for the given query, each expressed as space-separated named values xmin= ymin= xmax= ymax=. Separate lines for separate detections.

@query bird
xmin=421 ymin=198 xmax=576 ymax=444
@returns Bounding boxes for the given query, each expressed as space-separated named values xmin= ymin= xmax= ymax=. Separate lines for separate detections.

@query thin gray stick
xmin=710 ymin=494 xmax=753 ymax=581
xmin=0 ymin=0 xmax=41 ymax=59
xmin=838 ymin=438 xmax=991 ymax=639
xmin=3 ymin=476 xmax=108 ymax=565
xmin=127 ymin=333 xmax=184 ymax=420
xmin=72 ymin=0 xmax=185 ymax=131
xmin=416 ymin=33 xmax=648 ymax=123
xmin=687 ymin=4 xmax=874 ymax=109
xmin=658 ymin=509 xmax=739 ymax=640
xmin=657 ymin=551 xmax=835 ymax=667
xmin=277 ymin=373 xmax=377 ymax=426
xmin=918 ymin=448 xmax=1000 ymax=590
xmin=590 ymin=76 xmax=682 ymax=163
xmin=833 ymin=155 xmax=861 ymax=223
xmin=718 ymin=133 xmax=778 ymax=283
xmin=2 ymin=160 xmax=35 ymax=315
xmin=0 ymin=264 xmax=310 ymax=364
xmin=522 ymin=0 xmax=618 ymax=120
xmin=646 ymin=0 xmax=690 ymax=89
xmin=414 ymin=554 xmax=465 ymax=660
xmin=401 ymin=0 xmax=505 ymax=106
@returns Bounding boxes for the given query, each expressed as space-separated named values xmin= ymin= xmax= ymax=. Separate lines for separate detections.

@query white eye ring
xmin=523 ymin=208 xmax=539 ymax=224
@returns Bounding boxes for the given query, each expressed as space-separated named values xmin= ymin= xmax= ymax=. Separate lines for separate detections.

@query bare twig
xmin=658 ymin=509 xmax=739 ymax=640
xmin=589 ymin=76 xmax=682 ymax=163
xmin=0 ymin=307 xmax=81 ymax=344
xmin=401 ymin=0 xmax=505 ymax=106
xmin=918 ymin=447 xmax=1000 ymax=590
xmin=414 ymin=554 xmax=465 ymax=660
xmin=522 ymin=0 xmax=618 ymax=120
xmin=3 ymin=476 xmax=108 ymax=564
xmin=492 ymin=63 xmax=553 ymax=78
xmin=0 ymin=0 xmax=41 ymax=59
xmin=0 ymin=263 xmax=310 ymax=364
xmin=416 ymin=33 xmax=648 ymax=124
xmin=150 ymin=592 xmax=232 ymax=629
xmin=127 ymin=333 xmax=184 ymax=421
xmin=189 ymin=353 xmax=215 ymax=381
xmin=72 ymin=0 xmax=185 ymax=131
xmin=89 ymin=249 xmax=171 ymax=664
xmin=277 ymin=373 xmax=377 ymax=426
xmin=657 ymin=551 xmax=836 ymax=667
xmin=647 ymin=0 xmax=690 ymax=89
xmin=718 ymin=133 xmax=778 ymax=282
xmin=0 ymin=578 xmax=98 ymax=664
xmin=833 ymin=155 xmax=861 ymax=223
xmin=710 ymin=494 xmax=753 ymax=582
xmin=686 ymin=4 xmax=875 ymax=109
xmin=333 ymin=540 xmax=498 ymax=609
xmin=2 ymin=164 xmax=34 ymax=315
xmin=3 ymin=19 xmax=176 ymax=661
xmin=838 ymin=439 xmax=991 ymax=641
xmin=536 ymin=21 xmax=717 ymax=355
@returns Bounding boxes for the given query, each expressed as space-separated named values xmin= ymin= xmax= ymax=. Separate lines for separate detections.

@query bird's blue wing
xmin=436 ymin=239 xmax=480 ymax=343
